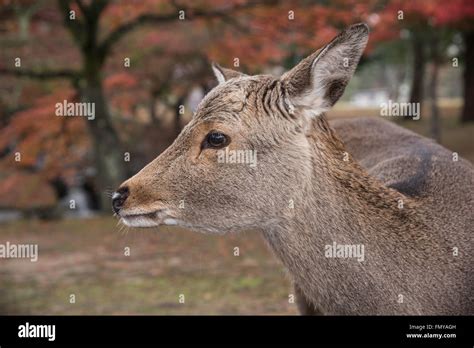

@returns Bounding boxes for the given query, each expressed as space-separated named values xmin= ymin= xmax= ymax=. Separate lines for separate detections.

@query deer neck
xmin=261 ymin=116 xmax=422 ymax=304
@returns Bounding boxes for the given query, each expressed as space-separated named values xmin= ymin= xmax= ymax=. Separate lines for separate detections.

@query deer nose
xmin=112 ymin=186 xmax=129 ymax=213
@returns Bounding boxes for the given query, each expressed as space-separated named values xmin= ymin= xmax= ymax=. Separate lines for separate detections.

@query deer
xmin=112 ymin=23 xmax=474 ymax=315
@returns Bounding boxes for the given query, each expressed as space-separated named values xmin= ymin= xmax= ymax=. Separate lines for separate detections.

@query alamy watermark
xmin=325 ymin=242 xmax=365 ymax=262
xmin=18 ymin=322 xmax=55 ymax=341
xmin=0 ymin=241 xmax=38 ymax=262
xmin=55 ymin=100 xmax=95 ymax=120
xmin=380 ymin=100 xmax=420 ymax=120
xmin=217 ymin=148 xmax=257 ymax=167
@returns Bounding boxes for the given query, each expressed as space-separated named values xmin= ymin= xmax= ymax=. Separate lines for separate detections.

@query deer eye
xmin=204 ymin=131 xmax=229 ymax=149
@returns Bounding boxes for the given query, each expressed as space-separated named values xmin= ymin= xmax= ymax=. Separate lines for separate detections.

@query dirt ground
xmin=0 ymin=218 xmax=297 ymax=314
xmin=1 ymin=108 xmax=473 ymax=315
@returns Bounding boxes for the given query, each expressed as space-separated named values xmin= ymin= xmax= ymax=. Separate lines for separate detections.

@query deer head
xmin=112 ymin=23 xmax=369 ymax=233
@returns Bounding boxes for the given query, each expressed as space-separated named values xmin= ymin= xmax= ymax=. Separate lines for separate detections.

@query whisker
xmin=104 ymin=189 xmax=115 ymax=198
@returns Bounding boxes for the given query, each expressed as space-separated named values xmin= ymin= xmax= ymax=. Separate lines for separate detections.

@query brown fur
xmin=115 ymin=24 xmax=473 ymax=314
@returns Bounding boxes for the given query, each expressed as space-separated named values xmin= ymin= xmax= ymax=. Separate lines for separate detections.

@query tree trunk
xmin=82 ymin=56 xmax=127 ymax=211
xmin=429 ymin=37 xmax=441 ymax=143
xmin=407 ymin=35 xmax=426 ymax=121
xmin=461 ymin=30 xmax=474 ymax=123
xmin=55 ymin=0 xmax=127 ymax=212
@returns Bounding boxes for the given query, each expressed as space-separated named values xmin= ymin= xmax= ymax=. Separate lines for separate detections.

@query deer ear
xmin=281 ymin=23 xmax=369 ymax=117
xmin=212 ymin=63 xmax=246 ymax=84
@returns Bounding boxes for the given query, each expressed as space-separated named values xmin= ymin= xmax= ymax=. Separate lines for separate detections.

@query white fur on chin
xmin=121 ymin=215 xmax=159 ymax=228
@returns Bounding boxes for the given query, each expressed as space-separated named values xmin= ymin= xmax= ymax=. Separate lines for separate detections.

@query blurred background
xmin=0 ymin=0 xmax=473 ymax=314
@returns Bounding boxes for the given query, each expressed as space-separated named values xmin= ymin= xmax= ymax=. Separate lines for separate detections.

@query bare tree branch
xmin=74 ymin=0 xmax=88 ymax=14
xmin=0 ymin=67 xmax=80 ymax=81
xmin=0 ymin=0 xmax=272 ymax=84
xmin=99 ymin=0 xmax=273 ymax=57
xmin=57 ymin=0 xmax=84 ymax=44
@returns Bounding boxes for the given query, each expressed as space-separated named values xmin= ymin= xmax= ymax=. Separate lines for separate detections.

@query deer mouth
xmin=119 ymin=209 xmax=174 ymax=228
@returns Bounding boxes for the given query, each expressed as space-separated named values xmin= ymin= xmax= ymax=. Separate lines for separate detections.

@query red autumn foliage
xmin=1 ymin=0 xmax=472 ymax=210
